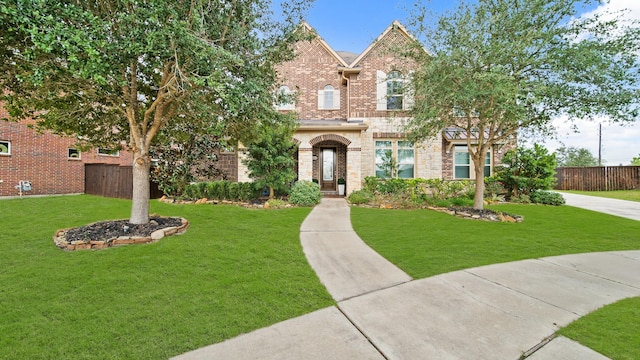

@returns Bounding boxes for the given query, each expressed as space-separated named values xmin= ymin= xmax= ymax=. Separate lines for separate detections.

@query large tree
xmin=0 ymin=0 xmax=310 ymax=223
xmin=404 ymin=0 xmax=640 ymax=209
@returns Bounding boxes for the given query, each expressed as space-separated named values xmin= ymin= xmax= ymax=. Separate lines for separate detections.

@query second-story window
xmin=386 ymin=71 xmax=403 ymax=110
xmin=275 ymin=86 xmax=295 ymax=111
xmin=318 ymin=84 xmax=340 ymax=110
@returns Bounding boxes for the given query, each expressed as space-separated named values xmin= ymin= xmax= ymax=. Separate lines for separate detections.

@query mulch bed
xmin=54 ymin=216 xmax=189 ymax=251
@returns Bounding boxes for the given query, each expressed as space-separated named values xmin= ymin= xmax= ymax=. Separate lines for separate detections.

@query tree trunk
xmin=269 ymin=185 xmax=274 ymax=200
xmin=130 ymin=150 xmax=151 ymax=224
xmin=472 ymin=155 xmax=485 ymax=210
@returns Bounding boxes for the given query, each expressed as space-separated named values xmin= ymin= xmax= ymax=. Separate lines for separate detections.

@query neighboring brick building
xmin=0 ymin=113 xmax=132 ymax=197
xmin=235 ymin=21 xmax=510 ymax=195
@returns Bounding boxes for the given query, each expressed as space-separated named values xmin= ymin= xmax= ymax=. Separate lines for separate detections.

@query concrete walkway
xmin=559 ymin=191 xmax=640 ymax=221
xmin=173 ymin=196 xmax=640 ymax=360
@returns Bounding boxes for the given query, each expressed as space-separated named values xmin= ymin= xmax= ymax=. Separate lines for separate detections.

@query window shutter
xmin=376 ymin=70 xmax=387 ymax=111
xmin=317 ymin=90 xmax=325 ymax=109
xmin=332 ymin=89 xmax=340 ymax=110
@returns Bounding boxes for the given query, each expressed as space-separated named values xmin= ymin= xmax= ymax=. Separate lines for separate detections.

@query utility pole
xmin=598 ymin=123 xmax=602 ymax=166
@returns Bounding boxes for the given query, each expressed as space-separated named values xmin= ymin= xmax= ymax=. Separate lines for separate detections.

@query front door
xmin=320 ymin=148 xmax=336 ymax=191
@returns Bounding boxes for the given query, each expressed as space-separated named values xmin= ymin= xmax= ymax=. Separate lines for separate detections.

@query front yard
xmin=0 ymin=195 xmax=333 ymax=359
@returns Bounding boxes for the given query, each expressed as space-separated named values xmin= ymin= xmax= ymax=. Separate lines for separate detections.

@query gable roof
xmin=299 ymin=20 xmax=418 ymax=68
xmin=350 ymin=20 xmax=417 ymax=67
xmin=298 ymin=22 xmax=349 ymax=67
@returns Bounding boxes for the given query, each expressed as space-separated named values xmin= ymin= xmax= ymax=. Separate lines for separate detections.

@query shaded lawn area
xmin=351 ymin=204 xmax=640 ymax=279
xmin=559 ymin=297 xmax=640 ymax=360
xmin=0 ymin=195 xmax=333 ymax=359
xmin=561 ymin=190 xmax=640 ymax=202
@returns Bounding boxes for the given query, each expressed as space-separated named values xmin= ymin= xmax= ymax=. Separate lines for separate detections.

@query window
xmin=275 ymin=86 xmax=295 ymax=111
xmin=397 ymin=141 xmax=414 ymax=178
xmin=68 ymin=148 xmax=80 ymax=159
xmin=375 ymin=140 xmax=415 ymax=178
xmin=454 ymin=145 xmax=492 ymax=179
xmin=318 ymin=84 xmax=340 ymax=110
xmin=98 ymin=148 xmax=119 ymax=156
xmin=375 ymin=141 xmax=393 ymax=178
xmin=0 ymin=140 xmax=10 ymax=155
xmin=454 ymin=146 xmax=471 ymax=179
xmin=376 ymin=70 xmax=413 ymax=111
xmin=387 ymin=71 xmax=403 ymax=110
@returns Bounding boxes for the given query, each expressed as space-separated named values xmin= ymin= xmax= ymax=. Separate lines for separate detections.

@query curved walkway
xmin=173 ymin=196 xmax=640 ymax=360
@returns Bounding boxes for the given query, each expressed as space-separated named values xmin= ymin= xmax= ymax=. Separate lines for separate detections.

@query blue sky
xmin=298 ymin=0 xmax=640 ymax=164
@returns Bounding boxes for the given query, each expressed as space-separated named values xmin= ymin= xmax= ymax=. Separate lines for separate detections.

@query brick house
xmin=0 ymin=112 xmax=132 ymax=197
xmin=1 ymin=21 xmax=510 ymax=198
xmin=233 ymin=21 xmax=509 ymax=195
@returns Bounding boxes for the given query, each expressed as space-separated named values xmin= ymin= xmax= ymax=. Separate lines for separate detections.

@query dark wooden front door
xmin=320 ymin=148 xmax=336 ymax=191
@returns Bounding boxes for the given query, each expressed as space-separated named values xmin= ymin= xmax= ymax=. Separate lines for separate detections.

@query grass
xmin=561 ymin=190 xmax=640 ymax=202
xmin=351 ymin=204 xmax=640 ymax=279
xmin=559 ymin=297 xmax=640 ymax=360
xmin=351 ymin=204 xmax=640 ymax=359
xmin=0 ymin=195 xmax=333 ymax=359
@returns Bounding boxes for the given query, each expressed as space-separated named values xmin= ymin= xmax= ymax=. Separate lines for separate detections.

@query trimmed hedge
xmin=183 ymin=181 xmax=261 ymax=202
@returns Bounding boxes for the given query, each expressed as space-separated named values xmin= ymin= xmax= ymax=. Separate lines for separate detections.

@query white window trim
xmin=98 ymin=148 xmax=120 ymax=157
xmin=0 ymin=140 xmax=10 ymax=155
xmin=453 ymin=145 xmax=492 ymax=179
xmin=375 ymin=139 xmax=415 ymax=179
xmin=376 ymin=70 xmax=413 ymax=111
xmin=68 ymin=148 xmax=81 ymax=160
xmin=317 ymin=85 xmax=340 ymax=110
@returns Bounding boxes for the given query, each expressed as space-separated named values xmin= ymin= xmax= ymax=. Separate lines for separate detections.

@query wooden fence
xmin=85 ymin=164 xmax=163 ymax=199
xmin=555 ymin=166 xmax=640 ymax=191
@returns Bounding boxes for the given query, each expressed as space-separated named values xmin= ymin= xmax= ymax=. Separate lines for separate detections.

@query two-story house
xmin=234 ymin=21 xmax=506 ymax=195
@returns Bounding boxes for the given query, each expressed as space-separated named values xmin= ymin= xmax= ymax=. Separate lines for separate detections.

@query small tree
xmin=244 ymin=119 xmax=298 ymax=199
xmin=495 ymin=144 xmax=558 ymax=197
xmin=555 ymin=146 xmax=599 ymax=167
xmin=631 ymin=155 xmax=640 ymax=166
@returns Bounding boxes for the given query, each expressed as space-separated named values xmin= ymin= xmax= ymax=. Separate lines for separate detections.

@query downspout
xmin=341 ymin=70 xmax=350 ymax=120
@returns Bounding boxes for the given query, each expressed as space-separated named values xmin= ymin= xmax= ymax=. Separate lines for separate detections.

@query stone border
xmin=53 ymin=217 xmax=190 ymax=251
xmin=427 ymin=206 xmax=524 ymax=222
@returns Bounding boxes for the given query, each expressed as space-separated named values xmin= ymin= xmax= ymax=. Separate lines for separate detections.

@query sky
xmin=299 ymin=0 xmax=640 ymax=165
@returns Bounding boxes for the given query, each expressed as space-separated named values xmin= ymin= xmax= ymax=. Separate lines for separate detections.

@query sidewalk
xmin=558 ymin=191 xmax=640 ymax=221
xmin=173 ymin=197 xmax=640 ymax=360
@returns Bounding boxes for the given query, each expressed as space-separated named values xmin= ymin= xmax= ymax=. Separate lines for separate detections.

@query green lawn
xmin=559 ymin=297 xmax=640 ymax=360
xmin=561 ymin=190 xmax=640 ymax=202
xmin=351 ymin=204 xmax=640 ymax=279
xmin=351 ymin=204 xmax=640 ymax=359
xmin=0 ymin=195 xmax=333 ymax=359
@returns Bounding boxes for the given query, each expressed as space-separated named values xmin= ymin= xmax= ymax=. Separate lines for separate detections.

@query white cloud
xmin=539 ymin=1 xmax=640 ymax=166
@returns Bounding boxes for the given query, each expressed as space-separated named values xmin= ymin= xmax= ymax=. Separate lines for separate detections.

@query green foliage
xmin=631 ymin=155 xmax=640 ymax=166
xmin=404 ymin=0 xmax=640 ymax=209
xmin=347 ymin=190 xmax=375 ymax=205
xmin=266 ymin=199 xmax=288 ymax=209
xmin=0 ymin=195 xmax=332 ymax=359
xmin=495 ymin=144 xmax=558 ymax=197
xmin=356 ymin=177 xmax=475 ymax=208
xmin=244 ymin=119 xmax=298 ymax=199
xmin=183 ymin=181 xmax=260 ymax=202
xmin=530 ymin=190 xmax=566 ymax=206
xmin=555 ymin=146 xmax=599 ymax=167
xmin=0 ymin=0 xmax=311 ymax=222
xmin=288 ymin=180 xmax=322 ymax=207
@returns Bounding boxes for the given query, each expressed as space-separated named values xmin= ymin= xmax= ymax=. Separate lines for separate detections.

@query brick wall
xmin=0 ymin=115 xmax=131 ymax=197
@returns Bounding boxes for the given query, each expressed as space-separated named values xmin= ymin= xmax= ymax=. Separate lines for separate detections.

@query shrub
xmin=495 ymin=144 xmax=557 ymax=197
xmin=182 ymin=181 xmax=260 ymax=202
xmin=450 ymin=196 xmax=474 ymax=207
xmin=288 ymin=180 xmax=322 ymax=207
xmin=511 ymin=194 xmax=531 ymax=204
xmin=266 ymin=199 xmax=288 ymax=209
xmin=347 ymin=190 xmax=374 ymax=205
xmin=530 ymin=190 xmax=566 ymax=206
